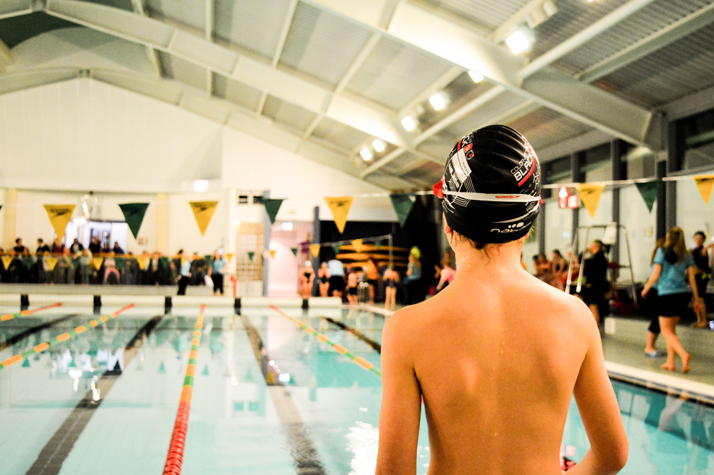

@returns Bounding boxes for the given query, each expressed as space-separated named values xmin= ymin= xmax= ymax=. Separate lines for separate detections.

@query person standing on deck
xmin=376 ymin=126 xmax=627 ymax=475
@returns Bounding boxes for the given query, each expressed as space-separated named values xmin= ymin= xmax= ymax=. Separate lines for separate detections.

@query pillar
xmin=155 ymin=193 xmax=168 ymax=254
xmin=3 ymin=188 xmax=17 ymax=249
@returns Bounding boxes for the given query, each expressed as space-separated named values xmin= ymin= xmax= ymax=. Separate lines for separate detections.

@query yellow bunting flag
xmin=694 ymin=175 xmax=714 ymax=205
xmin=44 ymin=205 xmax=76 ymax=242
xmin=325 ymin=197 xmax=353 ymax=234
xmin=135 ymin=256 xmax=149 ymax=270
xmin=269 ymin=250 xmax=276 ymax=259
xmin=576 ymin=184 xmax=605 ymax=219
xmin=45 ymin=257 xmax=58 ymax=271
xmin=351 ymin=239 xmax=363 ymax=253
xmin=226 ymin=253 xmax=234 ymax=262
xmin=310 ymin=244 xmax=321 ymax=258
xmin=1 ymin=256 xmax=12 ymax=270
xmin=92 ymin=257 xmax=104 ymax=271
xmin=188 ymin=201 xmax=219 ymax=236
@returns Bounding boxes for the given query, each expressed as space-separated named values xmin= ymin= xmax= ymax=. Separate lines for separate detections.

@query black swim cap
xmin=434 ymin=125 xmax=541 ymax=244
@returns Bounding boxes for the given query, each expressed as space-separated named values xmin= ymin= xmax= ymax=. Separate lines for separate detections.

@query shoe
xmin=645 ymin=350 xmax=666 ymax=358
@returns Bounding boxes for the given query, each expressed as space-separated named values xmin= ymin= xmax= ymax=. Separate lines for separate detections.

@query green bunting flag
xmin=374 ymin=240 xmax=382 ymax=250
xmin=390 ymin=194 xmax=417 ymax=227
xmin=263 ymin=199 xmax=284 ymax=224
xmin=634 ymin=181 xmax=660 ymax=213
xmin=247 ymin=251 xmax=255 ymax=262
xmin=118 ymin=203 xmax=149 ymax=239
xmin=290 ymin=247 xmax=298 ymax=257
xmin=332 ymin=243 xmax=341 ymax=255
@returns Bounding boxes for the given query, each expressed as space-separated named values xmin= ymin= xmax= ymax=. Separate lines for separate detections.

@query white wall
xmin=0 ymin=78 xmax=222 ymax=193
xmin=677 ymin=179 xmax=714 ymax=246
xmin=619 ymin=185 xmax=657 ymax=282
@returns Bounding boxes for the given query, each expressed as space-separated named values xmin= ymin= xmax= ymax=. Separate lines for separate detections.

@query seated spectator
xmin=78 ymin=249 xmax=92 ymax=285
xmin=54 ymin=248 xmax=74 ymax=284
xmin=101 ymin=242 xmax=111 ymax=254
xmin=532 ymin=255 xmax=542 ymax=277
xmin=41 ymin=251 xmax=53 ymax=284
xmin=36 ymin=238 xmax=50 ymax=255
xmin=51 ymin=238 xmax=64 ymax=254
xmin=436 ymin=258 xmax=456 ymax=293
xmin=13 ymin=238 xmax=27 ymax=255
xmin=112 ymin=242 xmax=125 ymax=255
xmin=103 ymin=252 xmax=121 ymax=284
xmin=190 ymin=252 xmax=207 ymax=285
xmin=550 ymin=249 xmax=568 ymax=291
xmin=69 ymin=238 xmax=84 ymax=254
xmin=88 ymin=236 xmax=102 ymax=254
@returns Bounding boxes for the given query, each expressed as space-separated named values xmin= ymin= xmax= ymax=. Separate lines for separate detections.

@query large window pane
xmin=545 ymin=201 xmax=573 ymax=257
xmin=677 ymin=108 xmax=714 ymax=171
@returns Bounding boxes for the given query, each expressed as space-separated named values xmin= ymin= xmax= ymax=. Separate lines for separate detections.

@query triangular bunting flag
xmin=44 ymin=205 xmax=76 ymax=242
xmin=22 ymin=358 xmax=30 ymax=368
xmin=374 ymin=240 xmax=382 ymax=250
xmin=1 ymin=256 xmax=12 ymax=270
xmin=247 ymin=251 xmax=255 ymax=262
xmin=269 ymin=250 xmax=276 ymax=259
xmin=118 ymin=203 xmax=149 ymax=239
xmin=45 ymin=257 xmax=58 ymax=271
xmin=310 ymin=244 xmax=321 ymax=258
xmin=331 ymin=243 xmax=341 ymax=255
xmin=244 ymin=368 xmax=253 ymax=382
xmin=92 ymin=257 xmax=104 ymax=270
xmin=226 ymin=253 xmax=233 ymax=262
xmin=576 ymin=184 xmax=605 ymax=218
xmin=263 ymin=199 xmax=284 ymax=224
xmin=202 ymin=365 xmax=209 ymax=376
xmin=634 ymin=181 xmax=660 ymax=213
xmin=136 ymin=256 xmax=149 ymax=270
xmin=390 ymin=194 xmax=417 ymax=228
xmin=158 ymin=361 xmax=166 ymax=374
xmin=694 ymin=175 xmax=714 ymax=205
xmin=352 ymin=239 xmax=364 ymax=253
xmin=189 ymin=201 xmax=219 ymax=236
xmin=290 ymin=247 xmax=298 ymax=257
xmin=325 ymin=197 xmax=353 ymax=233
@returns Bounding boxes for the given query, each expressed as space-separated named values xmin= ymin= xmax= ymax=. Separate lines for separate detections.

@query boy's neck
xmin=453 ymin=241 xmax=524 ymax=280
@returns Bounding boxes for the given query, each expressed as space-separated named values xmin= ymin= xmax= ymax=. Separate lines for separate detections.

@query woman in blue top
xmin=209 ymin=250 xmax=228 ymax=296
xmin=641 ymin=227 xmax=699 ymax=374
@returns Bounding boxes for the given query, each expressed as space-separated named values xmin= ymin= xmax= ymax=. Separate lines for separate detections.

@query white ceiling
xmin=1 ymin=0 xmax=714 ymax=190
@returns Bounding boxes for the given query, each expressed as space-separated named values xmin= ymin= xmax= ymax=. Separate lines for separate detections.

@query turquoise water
xmin=0 ymin=306 xmax=712 ymax=474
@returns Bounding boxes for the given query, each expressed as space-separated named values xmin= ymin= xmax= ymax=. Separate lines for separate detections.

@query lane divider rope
xmin=0 ymin=304 xmax=134 ymax=370
xmin=163 ymin=304 xmax=205 ymax=475
xmin=0 ymin=302 xmax=62 ymax=323
xmin=270 ymin=305 xmax=381 ymax=378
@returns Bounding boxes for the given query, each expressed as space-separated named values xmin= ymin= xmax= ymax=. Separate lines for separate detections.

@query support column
xmin=4 ymin=189 xmax=17 ymax=249
xmin=571 ymin=152 xmax=583 ymax=250
xmin=665 ymin=121 xmax=679 ymax=231
xmin=537 ymin=204 xmax=546 ymax=256
xmin=155 ymin=193 xmax=169 ymax=255
xmin=655 ymin=160 xmax=667 ymax=241
xmin=263 ymin=191 xmax=271 ymax=297
xmin=611 ymin=140 xmax=625 ymax=264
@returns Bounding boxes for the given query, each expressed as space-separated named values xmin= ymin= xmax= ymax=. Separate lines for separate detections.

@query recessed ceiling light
xmin=506 ymin=29 xmax=531 ymax=55
xmin=429 ymin=93 xmax=446 ymax=111
xmin=193 ymin=180 xmax=208 ymax=192
xmin=372 ymin=139 xmax=385 ymax=152
xmin=360 ymin=148 xmax=372 ymax=161
xmin=468 ymin=71 xmax=484 ymax=83
xmin=401 ymin=116 xmax=416 ymax=131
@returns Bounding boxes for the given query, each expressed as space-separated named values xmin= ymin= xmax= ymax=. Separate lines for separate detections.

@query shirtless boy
xmin=376 ymin=126 xmax=627 ymax=475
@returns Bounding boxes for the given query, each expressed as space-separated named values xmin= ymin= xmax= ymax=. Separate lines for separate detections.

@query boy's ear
xmin=442 ymin=214 xmax=453 ymax=236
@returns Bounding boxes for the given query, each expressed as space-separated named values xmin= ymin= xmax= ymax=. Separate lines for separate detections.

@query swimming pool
xmin=0 ymin=305 xmax=712 ymax=474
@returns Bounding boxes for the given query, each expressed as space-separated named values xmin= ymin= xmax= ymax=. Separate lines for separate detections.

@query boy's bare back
xmin=377 ymin=266 xmax=627 ymax=475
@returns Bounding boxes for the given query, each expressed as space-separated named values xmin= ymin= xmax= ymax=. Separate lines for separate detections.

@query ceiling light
xmin=468 ymin=71 xmax=484 ymax=83
xmin=360 ymin=148 xmax=373 ymax=161
xmin=372 ymin=139 xmax=385 ymax=152
xmin=401 ymin=116 xmax=416 ymax=131
xmin=193 ymin=180 xmax=208 ymax=192
xmin=506 ymin=29 xmax=532 ymax=55
xmin=429 ymin=93 xmax=446 ymax=111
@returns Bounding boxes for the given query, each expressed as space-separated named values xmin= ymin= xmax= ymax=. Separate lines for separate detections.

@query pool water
xmin=0 ymin=306 xmax=712 ymax=474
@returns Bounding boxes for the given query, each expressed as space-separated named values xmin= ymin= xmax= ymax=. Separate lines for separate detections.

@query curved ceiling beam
xmin=42 ymin=0 xmax=414 ymax=151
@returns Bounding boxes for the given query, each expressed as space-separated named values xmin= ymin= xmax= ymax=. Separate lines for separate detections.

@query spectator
xmin=531 ymin=254 xmax=541 ymax=277
xmin=383 ymin=266 xmax=399 ymax=309
xmin=88 ymin=236 xmax=102 ymax=254
xmin=404 ymin=254 xmax=422 ymax=304
xmin=36 ymin=238 xmax=50 ymax=254
xmin=177 ymin=250 xmax=191 ymax=295
xmin=364 ymin=257 xmax=380 ymax=304
xmin=78 ymin=249 xmax=92 ymax=285
xmin=103 ymin=252 xmax=120 ymax=284
xmin=13 ymin=238 xmax=27 ymax=254
xmin=643 ymin=238 xmax=666 ymax=358
xmin=317 ymin=262 xmax=330 ymax=297
xmin=327 ymin=255 xmax=345 ymax=298
xmin=345 ymin=267 xmax=358 ymax=305
xmin=299 ymin=260 xmax=315 ymax=298
xmin=550 ymin=249 xmax=568 ymax=291
xmin=641 ymin=227 xmax=697 ymax=374
xmin=577 ymin=240 xmax=609 ymax=325
xmin=691 ymin=230 xmax=713 ymax=328
xmin=69 ymin=238 xmax=84 ymax=254
xmin=208 ymin=250 xmax=227 ymax=296
xmin=51 ymin=238 xmax=64 ymax=254
xmin=55 ymin=248 xmax=74 ymax=284
xmin=112 ymin=242 xmax=125 ymax=255
xmin=101 ymin=242 xmax=111 ymax=254
xmin=148 ymin=251 xmax=162 ymax=285
xmin=436 ymin=258 xmax=455 ymax=293
xmin=190 ymin=252 xmax=207 ymax=285
xmin=431 ymin=262 xmax=442 ymax=296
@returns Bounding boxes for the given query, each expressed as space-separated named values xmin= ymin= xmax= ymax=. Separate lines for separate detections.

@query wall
xmin=544 ymin=201 xmax=573 ymax=256
xmin=221 ymin=128 xmax=396 ymax=223
xmin=677 ymin=179 xmax=714 ymax=245
xmin=619 ymin=185 xmax=657 ymax=282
